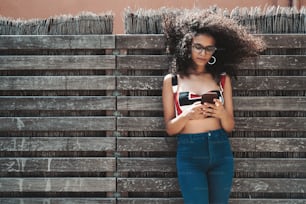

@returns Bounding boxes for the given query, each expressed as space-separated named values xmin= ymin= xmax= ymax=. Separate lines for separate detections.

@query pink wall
xmin=0 ymin=0 xmax=305 ymax=33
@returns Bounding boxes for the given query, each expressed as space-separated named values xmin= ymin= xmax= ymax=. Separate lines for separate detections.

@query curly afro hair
xmin=163 ymin=10 xmax=266 ymax=81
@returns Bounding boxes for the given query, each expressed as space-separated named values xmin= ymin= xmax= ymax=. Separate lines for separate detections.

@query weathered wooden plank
xmin=260 ymin=34 xmax=306 ymax=49
xmin=0 ymin=137 xmax=115 ymax=152
xmin=233 ymin=96 xmax=306 ymax=111
xmin=117 ymin=178 xmax=306 ymax=193
xmin=0 ymin=158 xmax=116 ymax=172
xmin=117 ymin=178 xmax=179 ymax=192
xmin=0 ymin=198 xmax=116 ymax=204
xmin=117 ymin=55 xmax=170 ymax=70
xmin=0 ymin=76 xmax=116 ymax=90
xmin=117 ymin=198 xmax=183 ymax=204
xmin=117 ymin=137 xmax=306 ymax=152
xmin=0 ymin=35 xmax=115 ymax=50
xmin=238 ymin=55 xmax=306 ymax=70
xmin=0 ymin=96 xmax=116 ymax=111
xmin=117 ymin=158 xmax=306 ymax=173
xmin=117 ymin=198 xmax=306 ymax=204
xmin=117 ymin=158 xmax=176 ymax=172
xmin=0 ymin=177 xmax=116 ymax=192
xmin=1 ymin=34 xmax=302 ymax=50
xmin=235 ymin=158 xmax=306 ymax=173
xmin=117 ymin=55 xmax=306 ymax=70
xmin=0 ymin=117 xmax=116 ymax=131
xmin=117 ymin=117 xmax=306 ymax=131
xmin=232 ymin=178 xmax=306 ymax=193
xmin=0 ymin=55 xmax=116 ymax=70
xmin=115 ymin=34 xmax=306 ymax=49
xmin=229 ymin=199 xmax=306 ymax=204
xmin=116 ymin=34 xmax=166 ymax=49
xmin=117 ymin=96 xmax=306 ymax=111
xmin=117 ymin=76 xmax=306 ymax=91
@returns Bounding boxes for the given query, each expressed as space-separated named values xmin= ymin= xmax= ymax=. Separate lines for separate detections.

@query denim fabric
xmin=176 ymin=129 xmax=234 ymax=204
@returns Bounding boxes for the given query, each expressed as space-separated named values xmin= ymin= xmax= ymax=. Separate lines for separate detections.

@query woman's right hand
xmin=182 ymin=101 xmax=207 ymax=120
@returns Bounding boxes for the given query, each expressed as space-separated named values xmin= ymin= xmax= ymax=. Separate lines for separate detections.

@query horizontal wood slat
xmin=1 ymin=34 xmax=304 ymax=50
xmin=117 ymin=178 xmax=306 ymax=193
xmin=238 ymin=55 xmax=306 ymax=70
xmin=0 ymin=158 xmax=116 ymax=172
xmin=0 ymin=76 xmax=116 ymax=91
xmin=117 ymin=55 xmax=306 ymax=70
xmin=0 ymin=55 xmax=116 ymax=70
xmin=0 ymin=198 xmax=116 ymax=204
xmin=115 ymin=34 xmax=306 ymax=49
xmin=0 ymin=96 xmax=116 ymax=111
xmin=117 ymin=117 xmax=306 ymax=131
xmin=117 ymin=76 xmax=306 ymax=90
xmin=0 ymin=177 xmax=116 ymax=192
xmin=117 ymin=96 xmax=306 ymax=111
xmin=117 ymin=137 xmax=306 ymax=152
xmin=0 ymin=137 xmax=115 ymax=152
xmin=0 ymin=117 xmax=116 ymax=131
xmin=261 ymin=34 xmax=306 ymax=49
xmin=0 ymin=35 xmax=115 ymax=50
xmin=117 ymin=198 xmax=306 ymax=204
xmin=117 ymin=158 xmax=306 ymax=173
xmin=116 ymin=35 xmax=166 ymax=49
xmin=117 ymin=55 xmax=170 ymax=70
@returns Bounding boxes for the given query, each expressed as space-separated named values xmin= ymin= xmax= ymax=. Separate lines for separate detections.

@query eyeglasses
xmin=192 ymin=43 xmax=217 ymax=55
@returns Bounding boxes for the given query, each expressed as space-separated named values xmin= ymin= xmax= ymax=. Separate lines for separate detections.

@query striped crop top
xmin=172 ymin=73 xmax=226 ymax=116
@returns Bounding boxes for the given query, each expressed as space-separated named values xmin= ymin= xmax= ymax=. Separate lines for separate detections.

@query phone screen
xmin=201 ymin=93 xmax=218 ymax=104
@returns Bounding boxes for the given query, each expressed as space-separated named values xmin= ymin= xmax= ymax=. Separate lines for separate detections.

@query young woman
xmin=162 ymin=11 xmax=265 ymax=204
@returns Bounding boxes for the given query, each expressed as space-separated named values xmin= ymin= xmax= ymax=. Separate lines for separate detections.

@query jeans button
xmin=208 ymin=132 xmax=211 ymax=137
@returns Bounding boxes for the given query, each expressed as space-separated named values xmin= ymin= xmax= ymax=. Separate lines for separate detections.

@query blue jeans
xmin=176 ymin=129 xmax=234 ymax=204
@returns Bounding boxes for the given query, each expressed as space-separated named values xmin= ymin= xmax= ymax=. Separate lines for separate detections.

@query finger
xmin=203 ymin=102 xmax=215 ymax=109
xmin=213 ymin=99 xmax=222 ymax=107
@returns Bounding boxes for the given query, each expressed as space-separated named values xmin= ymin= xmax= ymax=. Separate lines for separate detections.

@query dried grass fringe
xmin=124 ymin=5 xmax=306 ymax=34
xmin=0 ymin=11 xmax=113 ymax=35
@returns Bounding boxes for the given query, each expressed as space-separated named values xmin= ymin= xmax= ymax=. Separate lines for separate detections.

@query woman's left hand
xmin=202 ymin=99 xmax=226 ymax=119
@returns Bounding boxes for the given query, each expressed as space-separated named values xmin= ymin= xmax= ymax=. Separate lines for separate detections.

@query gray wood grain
xmin=0 ymin=96 xmax=116 ymax=111
xmin=117 ymin=55 xmax=306 ymax=70
xmin=0 ymin=76 xmax=116 ymax=90
xmin=115 ymin=34 xmax=306 ymax=49
xmin=237 ymin=55 xmax=306 ymax=70
xmin=116 ymin=34 xmax=166 ymax=49
xmin=117 ymin=55 xmax=170 ymax=70
xmin=0 ymin=158 xmax=116 ymax=172
xmin=117 ymin=96 xmax=306 ymax=111
xmin=0 ymin=55 xmax=116 ymax=70
xmin=0 ymin=35 xmax=115 ymax=49
xmin=117 ymin=117 xmax=306 ymax=131
xmin=0 ymin=198 xmax=116 ymax=204
xmin=117 ymin=137 xmax=306 ymax=152
xmin=117 ymin=198 xmax=306 ymax=204
xmin=0 ymin=117 xmax=116 ymax=131
xmin=0 ymin=137 xmax=115 ymax=151
xmin=117 ymin=76 xmax=306 ymax=90
xmin=117 ymin=158 xmax=306 ymax=173
xmin=260 ymin=34 xmax=306 ymax=48
xmin=0 ymin=177 xmax=116 ymax=192
xmin=117 ymin=178 xmax=306 ymax=193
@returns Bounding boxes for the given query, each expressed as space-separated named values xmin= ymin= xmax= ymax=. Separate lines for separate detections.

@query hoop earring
xmin=208 ymin=56 xmax=216 ymax=65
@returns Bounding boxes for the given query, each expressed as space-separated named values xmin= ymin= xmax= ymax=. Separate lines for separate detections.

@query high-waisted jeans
xmin=176 ymin=129 xmax=234 ymax=204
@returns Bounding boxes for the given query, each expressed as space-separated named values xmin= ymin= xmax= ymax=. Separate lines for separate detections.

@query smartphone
xmin=201 ymin=92 xmax=219 ymax=104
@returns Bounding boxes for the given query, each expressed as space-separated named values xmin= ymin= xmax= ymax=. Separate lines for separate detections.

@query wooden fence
xmin=0 ymin=34 xmax=305 ymax=204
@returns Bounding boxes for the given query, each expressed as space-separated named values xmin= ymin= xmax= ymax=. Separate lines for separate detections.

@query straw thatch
xmin=124 ymin=6 xmax=306 ymax=34
xmin=0 ymin=11 xmax=113 ymax=35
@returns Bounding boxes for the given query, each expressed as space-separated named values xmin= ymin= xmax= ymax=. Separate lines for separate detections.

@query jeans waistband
xmin=177 ymin=129 xmax=227 ymax=143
